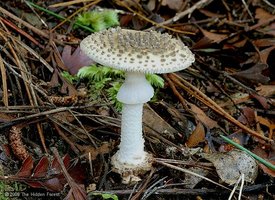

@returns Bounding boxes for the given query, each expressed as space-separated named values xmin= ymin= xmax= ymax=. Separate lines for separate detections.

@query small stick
xmin=151 ymin=0 xmax=213 ymax=27
xmin=155 ymin=160 xmax=231 ymax=191
xmin=169 ymin=73 xmax=271 ymax=142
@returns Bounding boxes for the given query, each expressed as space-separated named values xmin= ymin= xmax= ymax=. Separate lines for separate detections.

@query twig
xmin=26 ymin=1 xmax=94 ymax=32
xmin=3 ymin=60 xmax=49 ymax=99
xmin=240 ymin=0 xmax=254 ymax=22
xmin=0 ymin=6 xmax=50 ymax=39
xmin=114 ymin=0 xmax=194 ymax=34
xmin=50 ymin=0 xmax=102 ymax=32
xmin=169 ymin=73 xmax=271 ymax=142
xmin=52 ymin=122 xmax=80 ymax=154
xmin=141 ymin=176 xmax=167 ymax=200
xmin=49 ymin=0 xmax=95 ymax=7
xmin=92 ymin=188 xmax=221 ymax=195
xmin=131 ymin=169 xmax=155 ymax=200
xmin=228 ymin=173 xmax=244 ymax=200
xmin=0 ymin=55 xmax=8 ymax=106
xmin=0 ymin=17 xmax=43 ymax=48
xmin=0 ymin=107 xmax=69 ymax=129
xmin=163 ymin=74 xmax=189 ymax=110
xmin=154 ymin=0 xmax=213 ymax=26
xmin=155 ymin=160 xmax=231 ymax=191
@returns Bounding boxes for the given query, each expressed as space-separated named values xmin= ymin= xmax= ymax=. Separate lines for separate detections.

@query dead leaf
xmin=186 ymin=122 xmax=205 ymax=147
xmin=41 ymin=177 xmax=64 ymax=192
xmin=16 ymin=156 xmax=34 ymax=177
xmin=147 ymin=0 xmax=156 ymax=11
xmin=219 ymin=133 xmax=248 ymax=152
xmin=201 ymin=29 xmax=228 ymax=43
xmin=257 ymin=116 xmax=275 ymax=139
xmin=78 ymin=143 xmax=113 ymax=160
xmin=199 ymin=9 xmax=225 ymax=18
xmin=250 ymin=93 xmax=270 ymax=109
xmin=143 ymin=104 xmax=178 ymax=139
xmin=201 ymin=150 xmax=258 ymax=185
xmin=52 ymin=111 xmax=75 ymax=123
xmin=259 ymin=46 xmax=275 ymax=64
xmin=32 ymin=156 xmax=49 ymax=178
xmin=256 ymin=85 xmax=275 ymax=97
xmin=64 ymin=184 xmax=87 ymax=200
xmin=253 ymin=39 xmax=275 ymax=47
xmin=253 ymin=143 xmax=275 ymax=177
xmin=238 ymin=107 xmax=256 ymax=126
xmin=233 ymin=63 xmax=270 ymax=84
xmin=143 ymin=104 xmax=178 ymax=138
xmin=161 ymin=0 xmax=184 ymax=11
xmin=61 ymin=46 xmax=93 ymax=75
xmin=259 ymin=161 xmax=275 ymax=177
xmin=188 ymin=103 xmax=218 ymax=129
xmin=255 ymin=8 xmax=274 ymax=24
xmin=184 ymin=167 xmax=209 ymax=189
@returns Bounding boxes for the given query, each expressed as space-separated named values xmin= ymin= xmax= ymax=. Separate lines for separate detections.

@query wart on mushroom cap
xmin=80 ymin=27 xmax=195 ymax=184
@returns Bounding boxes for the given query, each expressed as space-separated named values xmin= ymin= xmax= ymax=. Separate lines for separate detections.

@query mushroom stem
xmin=116 ymin=103 xmax=146 ymax=164
xmin=111 ymin=72 xmax=154 ymax=179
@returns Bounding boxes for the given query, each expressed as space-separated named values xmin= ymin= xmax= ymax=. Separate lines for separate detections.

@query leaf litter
xmin=0 ymin=0 xmax=274 ymax=199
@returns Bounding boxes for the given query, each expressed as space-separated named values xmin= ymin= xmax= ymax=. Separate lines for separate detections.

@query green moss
xmin=75 ymin=10 xmax=119 ymax=32
xmin=76 ymin=65 xmax=164 ymax=111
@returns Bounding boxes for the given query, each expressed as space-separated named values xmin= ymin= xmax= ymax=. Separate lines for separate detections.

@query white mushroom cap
xmin=80 ymin=27 xmax=195 ymax=74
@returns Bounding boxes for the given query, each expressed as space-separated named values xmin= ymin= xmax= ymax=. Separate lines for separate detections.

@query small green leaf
xmin=91 ymin=192 xmax=119 ymax=200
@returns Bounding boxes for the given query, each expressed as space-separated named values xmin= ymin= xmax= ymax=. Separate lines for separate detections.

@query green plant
xmin=77 ymin=65 xmax=164 ymax=111
xmin=89 ymin=192 xmax=118 ymax=200
xmin=75 ymin=10 xmax=119 ymax=32
xmin=61 ymin=71 xmax=79 ymax=84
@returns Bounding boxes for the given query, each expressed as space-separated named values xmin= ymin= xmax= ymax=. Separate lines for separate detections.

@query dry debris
xmin=0 ymin=0 xmax=274 ymax=199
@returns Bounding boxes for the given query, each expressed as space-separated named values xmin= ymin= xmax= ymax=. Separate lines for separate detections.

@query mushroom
xmin=80 ymin=27 xmax=195 ymax=183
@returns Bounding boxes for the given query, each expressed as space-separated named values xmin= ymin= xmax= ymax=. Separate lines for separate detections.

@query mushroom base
xmin=111 ymin=152 xmax=153 ymax=184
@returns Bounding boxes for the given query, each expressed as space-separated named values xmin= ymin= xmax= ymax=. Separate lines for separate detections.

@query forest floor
xmin=0 ymin=0 xmax=274 ymax=199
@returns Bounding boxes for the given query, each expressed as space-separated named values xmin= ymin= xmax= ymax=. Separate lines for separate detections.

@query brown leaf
xmin=250 ymin=93 xmax=270 ymax=109
xmin=41 ymin=177 xmax=64 ymax=192
xmin=16 ymin=156 xmax=34 ymax=177
xmin=68 ymin=162 xmax=86 ymax=184
xmin=188 ymin=103 xmax=218 ymax=129
xmin=26 ymin=181 xmax=43 ymax=189
xmin=199 ymin=9 xmax=225 ymax=18
xmin=61 ymin=46 xmax=93 ymax=75
xmin=52 ymin=111 xmax=75 ymax=123
xmin=219 ymin=133 xmax=248 ymax=152
xmin=64 ymin=184 xmax=87 ymax=200
xmin=52 ymin=154 xmax=71 ymax=173
xmin=143 ymin=104 xmax=178 ymax=138
xmin=233 ymin=63 xmax=270 ymax=84
xmin=201 ymin=29 xmax=228 ymax=44
xmin=259 ymin=46 xmax=275 ymax=64
xmin=32 ymin=156 xmax=49 ymax=178
xmin=238 ymin=107 xmax=256 ymax=126
xmin=253 ymin=39 xmax=275 ymax=47
xmin=78 ymin=142 xmax=112 ymax=160
xmin=255 ymin=8 xmax=274 ymax=24
xmin=161 ymin=0 xmax=184 ymax=11
xmin=259 ymin=161 xmax=275 ymax=177
xmin=186 ymin=122 xmax=205 ymax=147
xmin=256 ymin=85 xmax=275 ymax=97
